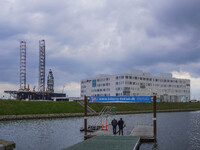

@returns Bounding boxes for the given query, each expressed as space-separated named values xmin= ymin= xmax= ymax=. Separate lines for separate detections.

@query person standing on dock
xmin=118 ymin=118 xmax=124 ymax=136
xmin=111 ymin=118 xmax=118 ymax=134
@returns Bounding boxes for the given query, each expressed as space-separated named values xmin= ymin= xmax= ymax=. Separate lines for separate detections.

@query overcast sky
xmin=0 ymin=0 xmax=200 ymax=98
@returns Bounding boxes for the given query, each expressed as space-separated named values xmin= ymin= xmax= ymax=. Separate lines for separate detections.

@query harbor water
xmin=0 ymin=111 xmax=200 ymax=150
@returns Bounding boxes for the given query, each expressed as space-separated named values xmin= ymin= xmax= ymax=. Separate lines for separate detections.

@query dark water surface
xmin=0 ymin=111 xmax=200 ymax=150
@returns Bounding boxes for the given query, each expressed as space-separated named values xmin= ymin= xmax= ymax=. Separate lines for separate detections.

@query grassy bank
xmin=0 ymin=99 xmax=84 ymax=115
xmin=1 ymin=99 xmax=200 ymax=116
xmin=88 ymin=102 xmax=200 ymax=112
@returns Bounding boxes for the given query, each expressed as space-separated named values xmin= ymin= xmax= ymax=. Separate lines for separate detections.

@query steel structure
xmin=47 ymin=69 xmax=54 ymax=93
xmin=38 ymin=40 xmax=45 ymax=92
xmin=4 ymin=90 xmax=66 ymax=100
xmin=20 ymin=41 xmax=26 ymax=90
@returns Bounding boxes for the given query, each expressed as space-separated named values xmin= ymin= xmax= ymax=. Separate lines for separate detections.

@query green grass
xmin=0 ymin=99 xmax=84 ymax=115
xmin=88 ymin=102 xmax=200 ymax=112
xmin=1 ymin=99 xmax=200 ymax=115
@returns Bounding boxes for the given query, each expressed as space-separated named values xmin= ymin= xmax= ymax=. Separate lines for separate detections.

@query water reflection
xmin=0 ymin=111 xmax=200 ymax=150
xmin=188 ymin=111 xmax=200 ymax=150
xmin=0 ymin=118 xmax=85 ymax=150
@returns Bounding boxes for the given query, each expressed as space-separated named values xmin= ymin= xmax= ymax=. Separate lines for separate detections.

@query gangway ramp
xmin=77 ymin=100 xmax=96 ymax=113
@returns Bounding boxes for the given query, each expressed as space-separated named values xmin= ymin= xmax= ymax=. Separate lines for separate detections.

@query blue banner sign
xmin=89 ymin=96 xmax=151 ymax=103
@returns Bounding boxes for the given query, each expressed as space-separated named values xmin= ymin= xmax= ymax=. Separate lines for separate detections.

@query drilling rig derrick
xmin=38 ymin=40 xmax=45 ymax=92
xmin=20 ymin=41 xmax=26 ymax=91
xmin=47 ymin=69 xmax=54 ymax=93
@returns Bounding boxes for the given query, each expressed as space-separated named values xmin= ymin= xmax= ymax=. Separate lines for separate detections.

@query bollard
xmin=102 ymin=122 xmax=104 ymax=130
xmin=106 ymin=121 xmax=108 ymax=130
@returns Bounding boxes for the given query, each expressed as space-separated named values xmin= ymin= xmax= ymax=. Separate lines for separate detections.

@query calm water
xmin=0 ymin=111 xmax=200 ymax=150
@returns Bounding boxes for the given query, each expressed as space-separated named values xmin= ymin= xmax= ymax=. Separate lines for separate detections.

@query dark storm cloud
xmin=0 ymin=0 xmax=200 ymax=96
xmin=153 ymin=0 xmax=200 ymax=29
xmin=113 ymin=0 xmax=200 ymax=76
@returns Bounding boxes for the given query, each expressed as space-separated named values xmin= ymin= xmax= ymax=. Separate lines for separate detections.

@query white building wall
xmin=81 ymin=70 xmax=190 ymax=102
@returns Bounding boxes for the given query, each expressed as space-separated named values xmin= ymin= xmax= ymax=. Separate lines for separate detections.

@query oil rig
xmin=4 ymin=40 xmax=66 ymax=100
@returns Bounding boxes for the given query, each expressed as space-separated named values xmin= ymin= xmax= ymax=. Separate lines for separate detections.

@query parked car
xmin=190 ymin=99 xmax=197 ymax=103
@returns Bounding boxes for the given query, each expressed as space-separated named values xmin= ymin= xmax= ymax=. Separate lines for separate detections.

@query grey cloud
xmin=153 ymin=0 xmax=200 ymax=29
xmin=0 ymin=0 xmax=200 ymax=96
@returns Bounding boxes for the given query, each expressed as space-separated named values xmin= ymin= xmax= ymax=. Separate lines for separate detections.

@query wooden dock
xmin=130 ymin=125 xmax=154 ymax=142
xmin=0 ymin=139 xmax=15 ymax=150
xmin=90 ymin=125 xmax=122 ymax=136
xmin=64 ymin=125 xmax=154 ymax=150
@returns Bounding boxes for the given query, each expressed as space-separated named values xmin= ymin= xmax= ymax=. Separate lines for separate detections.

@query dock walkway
xmin=64 ymin=136 xmax=140 ymax=150
xmin=64 ymin=125 xmax=154 ymax=150
xmin=130 ymin=125 xmax=154 ymax=141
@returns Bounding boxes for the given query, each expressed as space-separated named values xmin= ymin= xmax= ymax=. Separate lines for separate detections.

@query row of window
xmin=115 ymin=87 xmax=190 ymax=93
xmin=116 ymin=81 xmax=190 ymax=88
xmin=116 ymin=75 xmax=189 ymax=84
xmin=81 ymin=85 xmax=86 ymax=88
xmin=96 ymin=83 xmax=110 ymax=87
xmin=116 ymin=81 xmax=124 ymax=85
xmin=91 ymin=88 xmax=110 ymax=92
xmin=96 ymin=78 xmax=110 ymax=82
xmin=81 ymin=80 xmax=91 ymax=84
xmin=81 ymin=90 xmax=86 ymax=93
xmin=92 ymin=93 xmax=110 ymax=96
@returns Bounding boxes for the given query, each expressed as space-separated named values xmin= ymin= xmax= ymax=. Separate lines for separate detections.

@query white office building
xmin=81 ymin=70 xmax=190 ymax=102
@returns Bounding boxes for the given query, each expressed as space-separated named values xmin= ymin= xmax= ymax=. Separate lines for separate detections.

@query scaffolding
xmin=38 ymin=40 xmax=45 ymax=92
xmin=20 ymin=41 xmax=26 ymax=90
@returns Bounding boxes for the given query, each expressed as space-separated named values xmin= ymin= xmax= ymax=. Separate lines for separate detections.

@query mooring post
xmin=153 ymin=95 xmax=157 ymax=141
xmin=84 ymin=95 xmax=87 ymax=139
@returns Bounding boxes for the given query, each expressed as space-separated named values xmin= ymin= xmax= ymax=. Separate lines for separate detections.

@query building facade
xmin=81 ymin=70 xmax=190 ymax=102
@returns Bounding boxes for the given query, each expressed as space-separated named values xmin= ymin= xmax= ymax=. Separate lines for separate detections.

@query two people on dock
xmin=111 ymin=118 xmax=124 ymax=135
